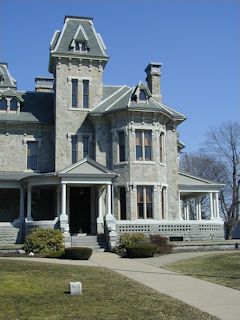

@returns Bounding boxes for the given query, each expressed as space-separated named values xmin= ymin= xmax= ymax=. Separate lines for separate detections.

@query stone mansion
xmin=0 ymin=16 xmax=224 ymax=247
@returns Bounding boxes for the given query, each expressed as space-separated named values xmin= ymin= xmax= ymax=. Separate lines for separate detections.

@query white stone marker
xmin=69 ymin=282 xmax=82 ymax=295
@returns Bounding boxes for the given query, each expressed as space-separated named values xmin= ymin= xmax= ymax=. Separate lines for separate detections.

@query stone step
xmin=64 ymin=234 xmax=107 ymax=252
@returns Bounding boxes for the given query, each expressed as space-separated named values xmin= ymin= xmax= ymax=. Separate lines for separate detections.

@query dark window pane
xmin=139 ymin=90 xmax=146 ymax=101
xmin=72 ymin=79 xmax=78 ymax=108
xmin=138 ymin=203 xmax=144 ymax=218
xmin=27 ymin=142 xmax=38 ymax=170
xmin=10 ymin=99 xmax=18 ymax=111
xmin=136 ymin=146 xmax=142 ymax=160
xmin=145 ymin=146 xmax=152 ymax=160
xmin=0 ymin=98 xmax=7 ymax=110
xmin=120 ymin=187 xmax=126 ymax=220
xmin=83 ymin=80 xmax=89 ymax=109
xmin=146 ymin=203 xmax=153 ymax=218
xmin=119 ymin=132 xmax=125 ymax=161
xmin=71 ymin=136 xmax=78 ymax=164
xmin=83 ymin=136 xmax=89 ymax=157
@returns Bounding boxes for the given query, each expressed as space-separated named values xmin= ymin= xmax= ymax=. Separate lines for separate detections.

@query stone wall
xmin=54 ymin=59 xmax=104 ymax=171
xmin=0 ymin=123 xmax=54 ymax=172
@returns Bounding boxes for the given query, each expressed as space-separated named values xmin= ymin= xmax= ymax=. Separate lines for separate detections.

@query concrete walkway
xmin=1 ymin=251 xmax=240 ymax=320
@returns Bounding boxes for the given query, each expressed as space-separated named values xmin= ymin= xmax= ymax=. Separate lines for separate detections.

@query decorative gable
xmin=58 ymin=157 xmax=117 ymax=177
xmin=131 ymin=81 xmax=152 ymax=102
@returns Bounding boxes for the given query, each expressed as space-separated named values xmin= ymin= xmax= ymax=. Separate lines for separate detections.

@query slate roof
xmin=50 ymin=16 xmax=108 ymax=60
xmin=91 ymin=83 xmax=186 ymax=124
xmin=0 ymin=91 xmax=54 ymax=124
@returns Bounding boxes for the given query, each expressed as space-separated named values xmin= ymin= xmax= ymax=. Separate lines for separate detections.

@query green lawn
xmin=0 ymin=259 xmax=217 ymax=320
xmin=165 ymin=252 xmax=240 ymax=290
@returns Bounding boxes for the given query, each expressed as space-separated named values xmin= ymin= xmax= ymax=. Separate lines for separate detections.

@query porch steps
xmin=0 ymin=225 xmax=22 ymax=244
xmin=64 ymin=234 xmax=107 ymax=252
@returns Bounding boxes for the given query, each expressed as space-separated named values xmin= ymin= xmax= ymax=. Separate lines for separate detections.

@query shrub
xmin=114 ymin=233 xmax=147 ymax=256
xmin=23 ymin=228 xmax=64 ymax=256
xmin=64 ymin=247 xmax=93 ymax=260
xmin=119 ymin=233 xmax=147 ymax=248
xmin=125 ymin=242 xmax=158 ymax=258
xmin=149 ymin=234 xmax=173 ymax=254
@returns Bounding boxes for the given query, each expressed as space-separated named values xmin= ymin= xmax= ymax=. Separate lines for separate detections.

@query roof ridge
xmin=105 ymin=87 xmax=132 ymax=112
xmin=91 ymin=85 xmax=127 ymax=111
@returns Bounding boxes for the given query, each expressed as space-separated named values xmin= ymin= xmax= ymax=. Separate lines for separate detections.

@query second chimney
xmin=145 ymin=62 xmax=162 ymax=103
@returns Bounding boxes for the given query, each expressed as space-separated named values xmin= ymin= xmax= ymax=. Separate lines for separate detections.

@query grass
xmin=0 ymin=259 xmax=218 ymax=320
xmin=165 ymin=252 xmax=240 ymax=290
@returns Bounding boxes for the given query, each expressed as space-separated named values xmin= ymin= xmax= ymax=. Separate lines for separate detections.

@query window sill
xmin=24 ymin=169 xmax=40 ymax=173
xmin=114 ymin=161 xmax=128 ymax=166
xmin=68 ymin=107 xmax=90 ymax=111
xmin=133 ymin=161 xmax=156 ymax=165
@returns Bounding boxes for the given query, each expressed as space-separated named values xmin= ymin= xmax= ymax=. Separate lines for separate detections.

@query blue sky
xmin=1 ymin=0 xmax=239 ymax=152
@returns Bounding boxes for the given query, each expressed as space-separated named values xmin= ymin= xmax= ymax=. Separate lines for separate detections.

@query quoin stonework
xmin=0 ymin=16 xmax=224 ymax=248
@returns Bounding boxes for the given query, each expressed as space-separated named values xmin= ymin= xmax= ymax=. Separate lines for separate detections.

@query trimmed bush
xmin=126 ymin=242 xmax=158 ymax=258
xmin=113 ymin=233 xmax=147 ymax=256
xmin=149 ymin=234 xmax=173 ymax=254
xmin=119 ymin=233 xmax=147 ymax=248
xmin=64 ymin=247 xmax=93 ymax=260
xmin=23 ymin=228 xmax=64 ymax=256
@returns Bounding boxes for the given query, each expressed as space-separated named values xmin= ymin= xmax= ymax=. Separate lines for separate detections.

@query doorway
xmin=69 ymin=187 xmax=91 ymax=234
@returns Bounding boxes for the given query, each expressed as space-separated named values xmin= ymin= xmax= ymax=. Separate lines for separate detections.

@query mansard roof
xmin=50 ymin=16 xmax=108 ymax=60
xmin=0 ymin=63 xmax=17 ymax=89
xmin=91 ymin=82 xmax=186 ymax=124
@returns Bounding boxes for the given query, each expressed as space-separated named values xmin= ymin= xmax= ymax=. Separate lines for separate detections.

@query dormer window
xmin=75 ymin=41 xmax=89 ymax=53
xmin=0 ymin=98 xmax=7 ymax=111
xmin=139 ymin=90 xmax=147 ymax=101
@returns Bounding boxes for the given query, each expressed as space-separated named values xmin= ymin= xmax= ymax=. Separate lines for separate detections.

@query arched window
xmin=139 ymin=90 xmax=147 ymax=101
xmin=0 ymin=98 xmax=7 ymax=110
xmin=10 ymin=98 xmax=18 ymax=111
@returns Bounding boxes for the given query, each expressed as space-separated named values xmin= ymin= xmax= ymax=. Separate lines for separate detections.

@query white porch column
xmin=210 ymin=192 xmax=214 ymax=220
xmin=19 ymin=187 xmax=24 ymax=220
xmin=56 ymin=186 xmax=61 ymax=218
xmin=60 ymin=183 xmax=68 ymax=223
xmin=106 ymin=184 xmax=112 ymax=216
xmin=97 ymin=187 xmax=104 ymax=233
xmin=178 ymin=193 xmax=183 ymax=220
xmin=183 ymin=201 xmax=189 ymax=220
xmin=215 ymin=192 xmax=220 ymax=219
xmin=26 ymin=185 xmax=33 ymax=221
xmin=195 ymin=197 xmax=202 ymax=220
xmin=162 ymin=187 xmax=168 ymax=220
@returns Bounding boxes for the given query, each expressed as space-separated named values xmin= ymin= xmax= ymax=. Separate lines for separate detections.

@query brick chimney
xmin=145 ymin=62 xmax=162 ymax=103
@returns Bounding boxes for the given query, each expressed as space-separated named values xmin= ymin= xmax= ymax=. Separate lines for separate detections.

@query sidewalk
xmin=2 ymin=251 xmax=240 ymax=320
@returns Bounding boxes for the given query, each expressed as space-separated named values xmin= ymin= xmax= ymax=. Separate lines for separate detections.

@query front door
xmin=69 ymin=187 xmax=91 ymax=234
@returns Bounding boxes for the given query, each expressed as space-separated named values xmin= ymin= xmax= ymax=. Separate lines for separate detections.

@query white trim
xmin=91 ymin=85 xmax=128 ymax=111
xmin=51 ymin=20 xmax=68 ymax=53
xmin=91 ymin=24 xmax=106 ymax=56
xmin=50 ymin=30 xmax=60 ymax=49
xmin=73 ymin=25 xmax=89 ymax=41
xmin=105 ymin=88 xmax=132 ymax=112
xmin=97 ymin=32 xmax=107 ymax=50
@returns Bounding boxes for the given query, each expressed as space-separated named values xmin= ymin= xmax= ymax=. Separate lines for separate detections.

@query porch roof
xmin=178 ymin=171 xmax=224 ymax=198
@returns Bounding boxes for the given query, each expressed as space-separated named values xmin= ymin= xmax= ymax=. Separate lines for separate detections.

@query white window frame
xmin=135 ymin=130 xmax=152 ymax=161
xmin=137 ymin=185 xmax=153 ymax=219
